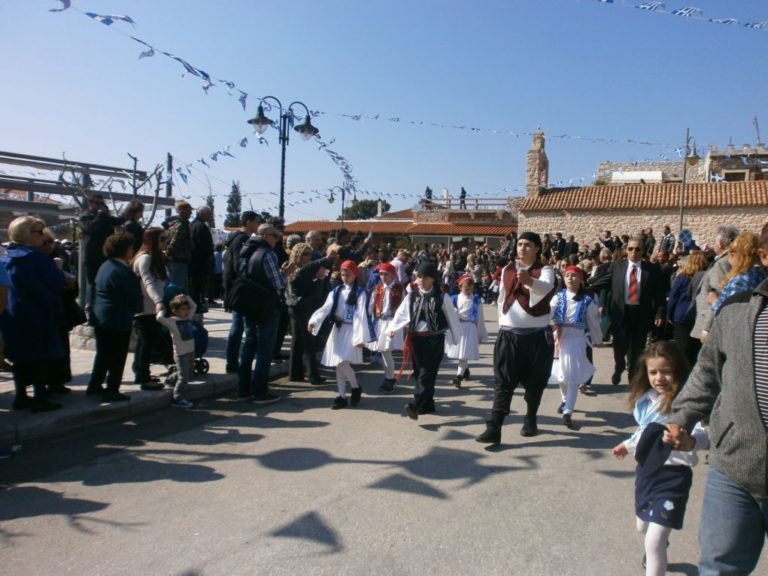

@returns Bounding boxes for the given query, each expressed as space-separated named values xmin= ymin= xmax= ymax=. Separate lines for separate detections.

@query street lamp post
xmin=678 ymin=127 xmax=700 ymax=235
xmin=247 ymin=96 xmax=319 ymax=219
xmin=328 ymin=184 xmax=346 ymax=227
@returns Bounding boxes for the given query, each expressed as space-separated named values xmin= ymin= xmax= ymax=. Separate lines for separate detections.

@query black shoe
xmin=557 ymin=402 xmax=565 ymax=414
xmin=521 ymin=416 xmax=538 ymax=437
xmin=350 ymin=386 xmax=362 ymax=407
xmin=453 ymin=377 xmax=462 ymax=389
xmin=404 ymin=403 xmax=419 ymax=420
xmin=379 ymin=378 xmax=396 ymax=393
xmin=476 ymin=421 xmax=501 ymax=445
xmin=309 ymin=375 xmax=327 ymax=386
xmin=12 ymin=396 xmax=33 ymax=410
xmin=237 ymin=393 xmax=254 ymax=401
xmin=253 ymin=392 xmax=282 ymax=405
xmin=102 ymin=391 xmax=130 ymax=402
xmin=418 ymin=403 xmax=436 ymax=415
xmin=140 ymin=382 xmax=164 ymax=391
xmin=86 ymin=385 xmax=105 ymax=396
xmin=563 ymin=414 xmax=575 ymax=430
xmin=48 ymin=384 xmax=72 ymax=395
xmin=273 ymin=353 xmax=289 ymax=361
xmin=611 ymin=372 xmax=621 ymax=386
xmin=197 ymin=304 xmax=209 ymax=314
xmin=331 ymin=396 xmax=348 ymax=410
xmin=30 ymin=399 xmax=63 ymax=413
xmin=289 ymin=375 xmax=306 ymax=383
xmin=225 ymin=365 xmax=239 ymax=374
xmin=579 ymin=383 xmax=597 ymax=396
xmin=463 ymin=368 xmax=470 ymax=380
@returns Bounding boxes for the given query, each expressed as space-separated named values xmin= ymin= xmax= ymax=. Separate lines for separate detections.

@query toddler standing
xmin=445 ymin=275 xmax=487 ymax=388
xmin=156 ymin=294 xmax=198 ymax=408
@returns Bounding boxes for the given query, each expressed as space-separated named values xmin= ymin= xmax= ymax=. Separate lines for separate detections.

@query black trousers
xmin=189 ymin=270 xmax=208 ymax=307
xmin=90 ymin=328 xmax=131 ymax=392
xmin=288 ymin=306 xmax=322 ymax=380
xmin=612 ymin=306 xmax=649 ymax=380
xmin=492 ymin=328 xmax=554 ymax=418
xmin=133 ymin=314 xmax=164 ymax=382
xmin=13 ymin=360 xmax=54 ymax=400
xmin=411 ymin=333 xmax=446 ymax=410
xmin=273 ymin=302 xmax=289 ymax=357
xmin=672 ymin=322 xmax=701 ymax=369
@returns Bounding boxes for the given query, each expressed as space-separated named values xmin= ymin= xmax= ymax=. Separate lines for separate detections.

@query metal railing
xmin=417 ymin=197 xmax=509 ymax=211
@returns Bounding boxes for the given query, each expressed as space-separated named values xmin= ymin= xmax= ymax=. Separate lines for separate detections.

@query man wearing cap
xmin=390 ymin=261 xmax=460 ymax=419
xmin=223 ymin=211 xmax=261 ymax=373
xmin=477 ymin=231 xmax=557 ymax=446
xmin=236 ymin=223 xmax=295 ymax=404
xmin=367 ymin=262 xmax=406 ymax=392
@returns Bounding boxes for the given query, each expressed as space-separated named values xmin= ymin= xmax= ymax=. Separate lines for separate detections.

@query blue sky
xmin=3 ymin=0 xmax=767 ymax=226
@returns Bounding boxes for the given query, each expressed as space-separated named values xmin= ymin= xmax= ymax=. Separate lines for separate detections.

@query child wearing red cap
xmin=446 ymin=275 xmax=487 ymax=388
xmin=549 ymin=265 xmax=601 ymax=428
xmin=367 ymin=262 xmax=405 ymax=393
xmin=309 ymin=260 xmax=375 ymax=409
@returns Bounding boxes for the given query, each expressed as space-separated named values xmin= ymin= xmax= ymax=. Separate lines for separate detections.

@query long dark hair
xmin=132 ymin=226 xmax=167 ymax=280
xmin=628 ymin=341 xmax=689 ymax=415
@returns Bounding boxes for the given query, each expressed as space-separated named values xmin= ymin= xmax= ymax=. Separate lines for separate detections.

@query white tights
xmin=335 ymin=361 xmax=358 ymax=398
xmin=456 ymin=360 xmax=469 ymax=377
xmin=636 ymin=518 xmax=671 ymax=576
xmin=558 ymin=380 xmax=579 ymax=415
xmin=381 ymin=350 xmax=395 ymax=380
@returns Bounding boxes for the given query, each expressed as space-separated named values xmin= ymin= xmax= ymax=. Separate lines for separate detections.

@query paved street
xmin=1 ymin=306 xmax=766 ymax=575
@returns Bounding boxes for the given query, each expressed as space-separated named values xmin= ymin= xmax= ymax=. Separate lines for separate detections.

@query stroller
xmin=161 ymin=283 xmax=210 ymax=376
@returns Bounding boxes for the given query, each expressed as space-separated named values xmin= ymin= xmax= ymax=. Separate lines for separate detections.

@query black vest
xmin=409 ymin=289 xmax=448 ymax=333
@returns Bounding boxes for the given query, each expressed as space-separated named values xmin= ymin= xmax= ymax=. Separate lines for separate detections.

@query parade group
xmin=2 ymin=195 xmax=768 ymax=575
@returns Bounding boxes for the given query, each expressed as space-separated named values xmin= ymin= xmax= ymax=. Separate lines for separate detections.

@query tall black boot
xmin=521 ymin=415 xmax=538 ymax=437
xmin=476 ymin=411 xmax=505 ymax=445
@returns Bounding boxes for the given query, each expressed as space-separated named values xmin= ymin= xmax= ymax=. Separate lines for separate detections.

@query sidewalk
xmin=0 ymin=307 xmax=288 ymax=446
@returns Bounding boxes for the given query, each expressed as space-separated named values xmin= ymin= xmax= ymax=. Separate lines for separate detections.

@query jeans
xmin=166 ymin=261 xmax=189 ymax=291
xmin=238 ymin=310 xmax=278 ymax=397
xmin=699 ymin=465 xmax=768 ymax=575
xmin=226 ymin=311 xmax=245 ymax=370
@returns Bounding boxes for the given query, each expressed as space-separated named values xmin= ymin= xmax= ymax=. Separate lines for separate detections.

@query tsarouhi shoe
xmin=350 ymin=386 xmax=362 ymax=407
xmin=557 ymin=402 xmax=565 ymax=414
xmin=563 ymin=414 xmax=575 ymax=430
xmin=331 ymin=396 xmax=348 ymax=410
xmin=463 ymin=368 xmax=471 ymax=380
xmin=452 ymin=377 xmax=462 ymax=389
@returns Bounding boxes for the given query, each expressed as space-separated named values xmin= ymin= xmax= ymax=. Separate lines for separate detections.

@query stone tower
xmin=526 ymin=130 xmax=548 ymax=197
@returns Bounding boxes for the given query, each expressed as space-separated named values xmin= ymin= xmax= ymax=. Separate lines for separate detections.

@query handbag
xmin=227 ymin=276 xmax=276 ymax=324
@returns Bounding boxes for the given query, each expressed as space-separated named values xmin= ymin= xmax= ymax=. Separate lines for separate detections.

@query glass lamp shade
xmin=247 ymin=104 xmax=272 ymax=135
xmin=294 ymin=115 xmax=319 ymax=140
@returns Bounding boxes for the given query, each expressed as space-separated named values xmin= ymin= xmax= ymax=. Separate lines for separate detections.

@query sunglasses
xmin=627 ymin=247 xmax=643 ymax=252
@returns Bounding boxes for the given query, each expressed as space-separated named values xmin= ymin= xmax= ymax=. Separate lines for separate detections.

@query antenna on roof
xmin=754 ymin=116 xmax=762 ymax=145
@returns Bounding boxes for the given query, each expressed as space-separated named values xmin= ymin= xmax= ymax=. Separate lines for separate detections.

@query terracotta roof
xmin=377 ymin=208 xmax=414 ymax=219
xmin=407 ymin=223 xmax=515 ymax=236
xmin=285 ymin=219 xmax=514 ymax=237
xmin=520 ymin=181 xmax=768 ymax=212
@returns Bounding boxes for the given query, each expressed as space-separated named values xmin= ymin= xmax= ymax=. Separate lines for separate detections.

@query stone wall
xmin=518 ymin=207 xmax=767 ymax=248
xmin=596 ymin=161 xmax=709 ymax=183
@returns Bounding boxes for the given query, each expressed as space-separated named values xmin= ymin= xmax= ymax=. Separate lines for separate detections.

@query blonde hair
xmin=722 ymin=231 xmax=760 ymax=287
xmin=8 ymin=216 xmax=45 ymax=246
xmin=680 ymin=251 xmax=708 ymax=279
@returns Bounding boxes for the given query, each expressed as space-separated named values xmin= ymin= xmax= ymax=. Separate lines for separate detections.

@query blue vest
xmin=451 ymin=293 xmax=480 ymax=322
xmin=552 ymin=289 xmax=592 ymax=330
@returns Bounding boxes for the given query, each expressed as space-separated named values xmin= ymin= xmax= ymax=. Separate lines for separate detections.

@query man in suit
xmin=552 ymin=232 xmax=566 ymax=261
xmin=589 ymin=236 xmax=666 ymax=384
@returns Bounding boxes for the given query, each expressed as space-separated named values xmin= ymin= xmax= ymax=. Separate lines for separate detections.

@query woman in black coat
xmin=286 ymin=243 xmax=337 ymax=384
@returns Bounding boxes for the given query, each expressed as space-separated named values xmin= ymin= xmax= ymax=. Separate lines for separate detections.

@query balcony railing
xmin=417 ymin=197 xmax=509 ymax=211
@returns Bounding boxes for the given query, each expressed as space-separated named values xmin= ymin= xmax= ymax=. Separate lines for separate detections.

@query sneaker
xmin=171 ymin=398 xmax=194 ymax=409
xmin=350 ymin=386 xmax=362 ymax=407
xmin=253 ymin=392 xmax=282 ymax=405
xmin=331 ymin=396 xmax=348 ymax=410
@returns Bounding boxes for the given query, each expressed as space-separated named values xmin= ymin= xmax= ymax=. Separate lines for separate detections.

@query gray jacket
xmin=670 ymin=279 xmax=768 ymax=498
xmin=690 ymin=252 xmax=731 ymax=338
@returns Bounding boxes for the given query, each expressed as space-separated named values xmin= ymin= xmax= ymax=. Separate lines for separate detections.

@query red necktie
xmin=628 ymin=265 xmax=639 ymax=305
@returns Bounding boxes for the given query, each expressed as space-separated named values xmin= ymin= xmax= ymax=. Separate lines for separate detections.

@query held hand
xmin=654 ymin=318 xmax=664 ymax=327
xmin=516 ymin=266 xmax=532 ymax=288
xmin=308 ymin=324 xmax=315 ymax=333
xmin=663 ymin=424 xmax=695 ymax=451
xmin=700 ymin=330 xmax=709 ymax=343
xmin=389 ymin=331 xmax=395 ymax=338
xmin=612 ymin=443 xmax=628 ymax=460
xmin=155 ymin=303 xmax=165 ymax=314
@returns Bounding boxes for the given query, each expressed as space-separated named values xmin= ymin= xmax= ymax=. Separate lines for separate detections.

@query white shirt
xmin=391 ymin=258 xmax=408 ymax=284
xmin=624 ymin=261 xmax=642 ymax=305
xmin=498 ymin=264 xmax=555 ymax=330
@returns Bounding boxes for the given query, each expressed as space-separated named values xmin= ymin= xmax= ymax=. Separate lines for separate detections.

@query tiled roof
xmin=285 ymin=219 xmax=515 ymax=237
xmin=407 ymin=223 xmax=516 ymax=236
xmin=519 ymin=181 xmax=768 ymax=212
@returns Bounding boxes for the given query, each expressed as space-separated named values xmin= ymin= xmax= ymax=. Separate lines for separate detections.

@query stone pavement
xmin=0 ymin=307 xmax=288 ymax=446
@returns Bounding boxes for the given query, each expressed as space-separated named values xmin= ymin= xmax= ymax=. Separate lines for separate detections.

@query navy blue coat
xmin=92 ymin=259 xmax=143 ymax=331
xmin=2 ymin=245 xmax=65 ymax=364
xmin=667 ymin=274 xmax=693 ymax=325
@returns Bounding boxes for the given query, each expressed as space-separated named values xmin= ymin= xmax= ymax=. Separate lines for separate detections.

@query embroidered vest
xmin=501 ymin=262 xmax=556 ymax=317
xmin=451 ymin=293 xmax=480 ymax=322
xmin=373 ymin=282 xmax=404 ymax=318
xmin=409 ymin=289 xmax=448 ymax=333
xmin=552 ymin=289 xmax=593 ymax=330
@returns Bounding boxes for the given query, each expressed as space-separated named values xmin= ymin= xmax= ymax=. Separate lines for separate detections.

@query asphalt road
xmin=1 ymin=311 xmax=766 ymax=576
